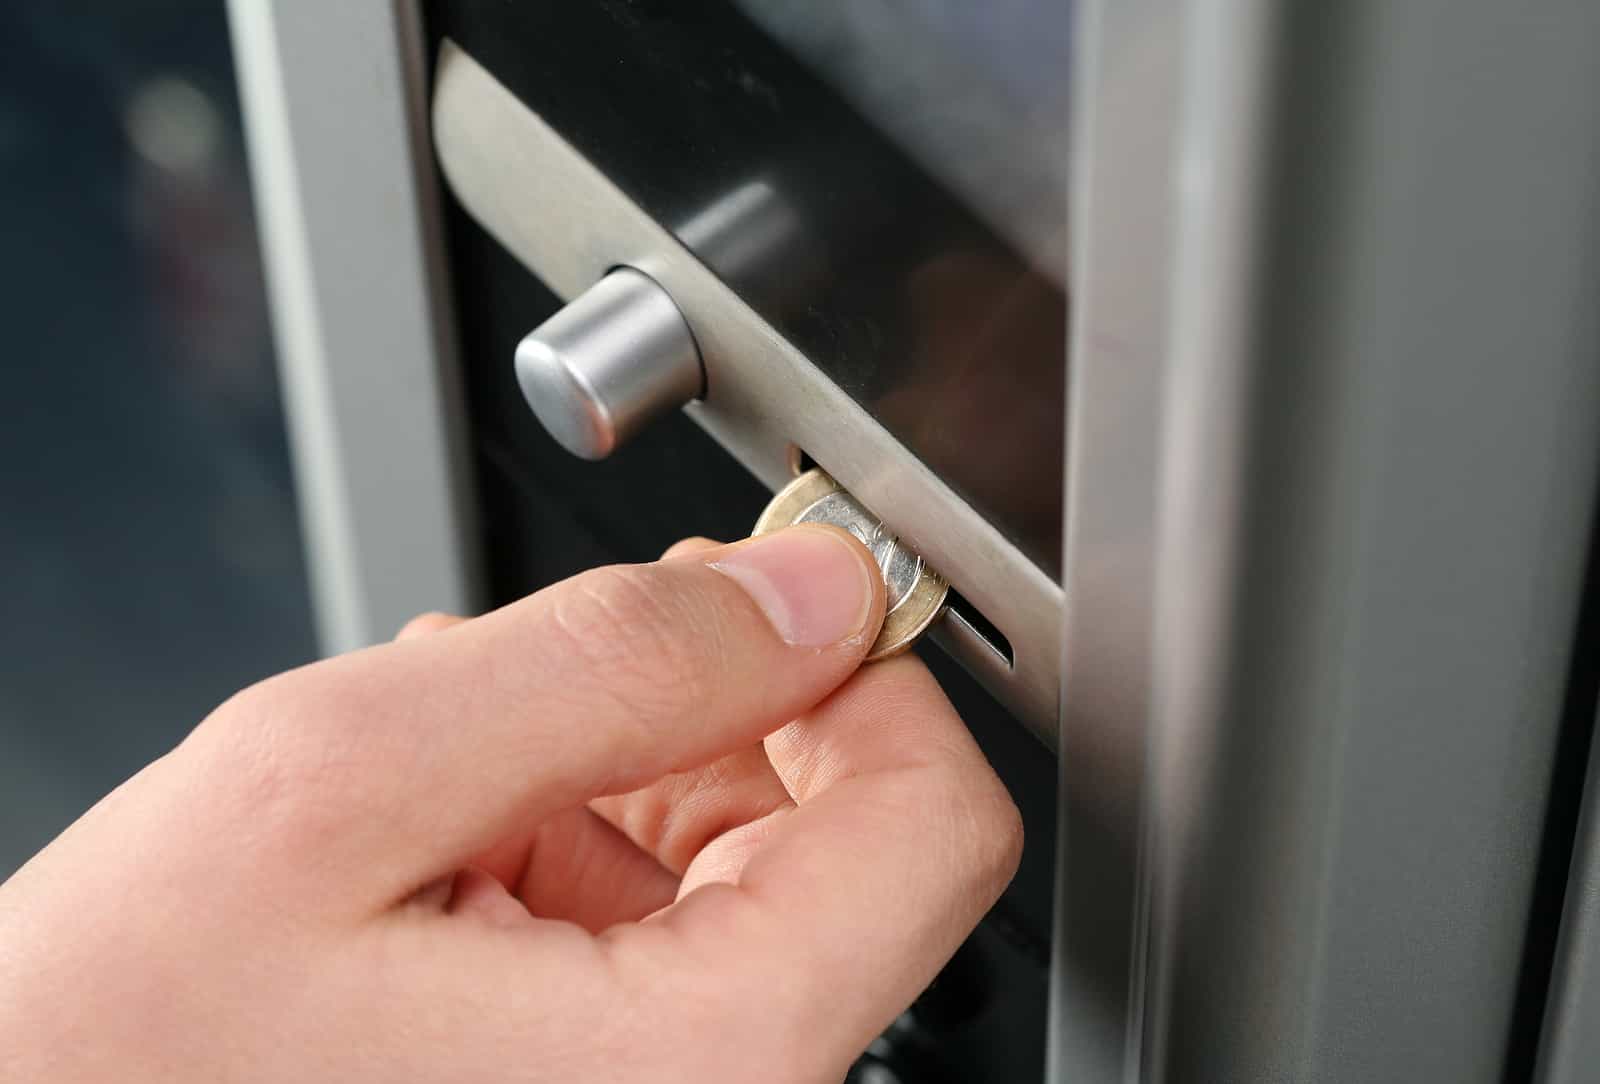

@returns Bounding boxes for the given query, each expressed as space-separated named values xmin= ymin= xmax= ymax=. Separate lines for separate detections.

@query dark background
xmin=0 ymin=1 xmax=315 ymax=876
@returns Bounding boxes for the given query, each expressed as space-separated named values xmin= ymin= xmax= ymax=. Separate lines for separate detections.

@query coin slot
xmin=786 ymin=444 xmax=820 ymax=477
xmin=943 ymin=588 xmax=1015 ymax=670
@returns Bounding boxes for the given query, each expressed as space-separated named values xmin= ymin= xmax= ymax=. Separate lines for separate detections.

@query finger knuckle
xmin=964 ymin=774 xmax=1026 ymax=894
xmin=396 ymin=611 xmax=452 ymax=639
xmin=189 ymin=675 xmax=362 ymax=842
xmin=917 ymin=760 xmax=1025 ymax=901
xmin=989 ymin=785 xmax=1027 ymax=883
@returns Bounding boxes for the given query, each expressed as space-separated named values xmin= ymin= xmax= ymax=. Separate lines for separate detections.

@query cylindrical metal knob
xmin=513 ymin=268 xmax=703 ymax=460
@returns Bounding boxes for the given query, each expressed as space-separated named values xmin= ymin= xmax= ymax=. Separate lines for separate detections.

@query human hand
xmin=0 ymin=527 xmax=1022 ymax=1082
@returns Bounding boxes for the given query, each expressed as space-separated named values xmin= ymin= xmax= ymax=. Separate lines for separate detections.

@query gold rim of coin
xmin=753 ymin=469 xmax=949 ymax=661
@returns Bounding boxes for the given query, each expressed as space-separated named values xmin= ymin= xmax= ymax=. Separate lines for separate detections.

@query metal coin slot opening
xmin=942 ymin=588 xmax=1015 ymax=670
xmin=785 ymin=443 xmax=819 ymax=477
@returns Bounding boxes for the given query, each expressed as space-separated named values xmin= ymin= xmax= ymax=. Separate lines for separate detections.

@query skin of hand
xmin=0 ymin=526 xmax=1022 ymax=1082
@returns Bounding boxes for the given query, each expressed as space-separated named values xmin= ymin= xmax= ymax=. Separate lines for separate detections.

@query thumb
xmin=181 ymin=526 xmax=886 ymax=910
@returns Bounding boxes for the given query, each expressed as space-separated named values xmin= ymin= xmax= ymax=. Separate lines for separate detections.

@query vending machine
xmin=231 ymin=2 xmax=1600 ymax=1079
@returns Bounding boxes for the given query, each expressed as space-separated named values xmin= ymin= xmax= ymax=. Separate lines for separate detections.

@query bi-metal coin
xmin=753 ymin=468 xmax=949 ymax=661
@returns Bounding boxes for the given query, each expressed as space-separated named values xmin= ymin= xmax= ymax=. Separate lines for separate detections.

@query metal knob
xmin=513 ymin=268 xmax=704 ymax=459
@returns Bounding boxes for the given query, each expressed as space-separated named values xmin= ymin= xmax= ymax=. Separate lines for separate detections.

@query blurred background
xmin=0 ymin=0 xmax=315 ymax=876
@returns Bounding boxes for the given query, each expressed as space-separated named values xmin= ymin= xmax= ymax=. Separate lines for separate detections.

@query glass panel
xmin=732 ymin=0 xmax=1070 ymax=288
xmin=0 ymin=1 xmax=315 ymax=876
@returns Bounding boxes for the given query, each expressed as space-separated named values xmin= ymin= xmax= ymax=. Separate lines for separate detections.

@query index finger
xmin=602 ymin=656 xmax=1023 ymax=1080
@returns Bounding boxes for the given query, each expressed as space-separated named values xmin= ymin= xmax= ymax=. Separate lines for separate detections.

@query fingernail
xmin=710 ymin=526 xmax=878 ymax=647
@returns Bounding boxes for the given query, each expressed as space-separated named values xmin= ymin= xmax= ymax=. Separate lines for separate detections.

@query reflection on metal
xmin=433 ymin=40 xmax=1062 ymax=742
xmin=673 ymin=178 xmax=825 ymax=318
xmin=733 ymin=0 xmax=1071 ymax=287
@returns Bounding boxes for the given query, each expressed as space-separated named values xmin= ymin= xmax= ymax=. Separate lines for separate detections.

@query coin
xmin=753 ymin=468 xmax=949 ymax=660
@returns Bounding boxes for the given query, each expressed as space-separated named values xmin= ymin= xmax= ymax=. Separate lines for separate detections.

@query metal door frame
xmin=1056 ymin=1 xmax=1600 ymax=1080
xmin=229 ymin=0 xmax=479 ymax=654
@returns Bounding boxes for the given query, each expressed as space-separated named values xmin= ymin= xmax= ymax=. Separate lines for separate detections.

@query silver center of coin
xmin=793 ymin=491 xmax=923 ymax=614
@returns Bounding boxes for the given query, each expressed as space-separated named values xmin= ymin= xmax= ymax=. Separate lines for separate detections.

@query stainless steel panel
xmin=432 ymin=41 xmax=1063 ymax=743
xmin=1055 ymin=0 xmax=1600 ymax=1080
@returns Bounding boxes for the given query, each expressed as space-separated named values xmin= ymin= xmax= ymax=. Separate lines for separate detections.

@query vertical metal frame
xmin=1055 ymin=0 xmax=1600 ymax=1081
xmin=1050 ymin=0 xmax=1186 ymax=1078
xmin=229 ymin=0 xmax=478 ymax=652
